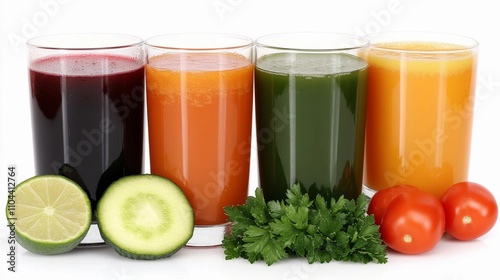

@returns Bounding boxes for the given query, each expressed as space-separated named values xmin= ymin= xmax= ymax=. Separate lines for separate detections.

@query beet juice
xmin=29 ymin=54 xmax=145 ymax=219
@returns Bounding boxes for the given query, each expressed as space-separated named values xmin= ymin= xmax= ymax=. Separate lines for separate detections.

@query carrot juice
xmin=363 ymin=40 xmax=478 ymax=198
xmin=146 ymin=52 xmax=253 ymax=225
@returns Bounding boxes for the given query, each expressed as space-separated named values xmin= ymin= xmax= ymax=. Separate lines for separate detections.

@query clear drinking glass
xmin=145 ymin=33 xmax=254 ymax=246
xmin=27 ymin=33 xmax=145 ymax=245
xmin=254 ymin=32 xmax=369 ymax=202
xmin=362 ymin=32 xmax=478 ymax=198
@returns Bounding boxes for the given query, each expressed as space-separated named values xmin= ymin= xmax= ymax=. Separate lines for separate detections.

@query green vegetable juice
xmin=255 ymin=52 xmax=368 ymax=201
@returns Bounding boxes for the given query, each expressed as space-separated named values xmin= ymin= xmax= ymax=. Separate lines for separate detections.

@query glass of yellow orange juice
xmin=363 ymin=32 xmax=478 ymax=199
xmin=145 ymin=34 xmax=254 ymax=246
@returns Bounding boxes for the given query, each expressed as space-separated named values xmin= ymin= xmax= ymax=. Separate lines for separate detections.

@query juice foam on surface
xmin=257 ymin=53 xmax=367 ymax=77
xmin=375 ymin=41 xmax=468 ymax=51
xmin=147 ymin=53 xmax=253 ymax=107
xmin=148 ymin=52 xmax=250 ymax=71
xmin=31 ymin=54 xmax=143 ymax=76
xmin=369 ymin=41 xmax=476 ymax=74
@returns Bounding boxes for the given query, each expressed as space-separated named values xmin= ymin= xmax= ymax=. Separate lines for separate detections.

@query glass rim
xmin=365 ymin=31 xmax=479 ymax=54
xmin=254 ymin=32 xmax=370 ymax=52
xmin=145 ymin=33 xmax=254 ymax=51
xmin=26 ymin=33 xmax=144 ymax=51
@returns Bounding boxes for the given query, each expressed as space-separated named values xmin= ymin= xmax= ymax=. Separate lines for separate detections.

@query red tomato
xmin=440 ymin=181 xmax=498 ymax=241
xmin=367 ymin=185 xmax=420 ymax=225
xmin=380 ymin=191 xmax=445 ymax=254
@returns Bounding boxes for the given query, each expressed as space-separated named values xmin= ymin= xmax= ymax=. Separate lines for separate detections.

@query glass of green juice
xmin=254 ymin=32 xmax=369 ymax=202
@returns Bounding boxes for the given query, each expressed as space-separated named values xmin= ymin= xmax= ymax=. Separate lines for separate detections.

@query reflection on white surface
xmin=1 ymin=230 xmax=497 ymax=280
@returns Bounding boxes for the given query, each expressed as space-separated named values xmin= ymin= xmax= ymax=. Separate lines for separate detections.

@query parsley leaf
xmin=243 ymin=226 xmax=287 ymax=265
xmin=222 ymin=184 xmax=387 ymax=265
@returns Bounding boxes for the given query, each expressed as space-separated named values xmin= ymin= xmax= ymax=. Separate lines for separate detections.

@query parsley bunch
xmin=222 ymin=184 xmax=387 ymax=265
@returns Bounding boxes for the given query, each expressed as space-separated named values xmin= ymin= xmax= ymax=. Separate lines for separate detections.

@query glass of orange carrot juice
xmin=145 ymin=34 xmax=254 ymax=246
xmin=363 ymin=32 xmax=478 ymax=199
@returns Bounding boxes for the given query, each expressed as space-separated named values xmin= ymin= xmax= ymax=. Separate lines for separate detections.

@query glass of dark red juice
xmin=27 ymin=34 xmax=145 ymax=245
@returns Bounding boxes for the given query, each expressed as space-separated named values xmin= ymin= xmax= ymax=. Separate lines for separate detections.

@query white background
xmin=1 ymin=0 xmax=499 ymax=279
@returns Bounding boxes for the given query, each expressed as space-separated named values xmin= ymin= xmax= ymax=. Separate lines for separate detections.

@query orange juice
xmin=363 ymin=41 xmax=478 ymax=198
xmin=146 ymin=53 xmax=253 ymax=225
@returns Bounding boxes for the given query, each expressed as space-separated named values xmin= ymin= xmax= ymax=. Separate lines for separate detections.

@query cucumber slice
xmin=96 ymin=174 xmax=194 ymax=260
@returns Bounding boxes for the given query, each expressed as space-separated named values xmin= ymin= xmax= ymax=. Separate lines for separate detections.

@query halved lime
xmin=6 ymin=175 xmax=92 ymax=255
xmin=96 ymin=174 xmax=194 ymax=260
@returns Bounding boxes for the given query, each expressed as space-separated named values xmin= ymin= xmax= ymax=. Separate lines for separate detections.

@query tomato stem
xmin=462 ymin=215 xmax=472 ymax=225
xmin=403 ymin=234 xmax=412 ymax=243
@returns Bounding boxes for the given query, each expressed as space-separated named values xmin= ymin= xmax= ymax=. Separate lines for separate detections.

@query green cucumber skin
xmin=96 ymin=174 xmax=194 ymax=260
xmin=100 ymin=230 xmax=185 ymax=260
